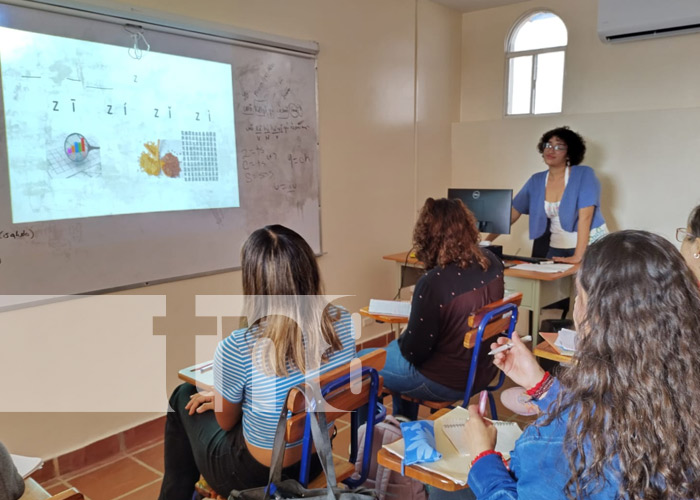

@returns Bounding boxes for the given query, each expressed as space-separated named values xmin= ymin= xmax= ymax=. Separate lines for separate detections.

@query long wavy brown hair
xmin=542 ymin=230 xmax=700 ymax=499
xmin=413 ymin=197 xmax=488 ymax=270
xmin=241 ymin=225 xmax=342 ymax=376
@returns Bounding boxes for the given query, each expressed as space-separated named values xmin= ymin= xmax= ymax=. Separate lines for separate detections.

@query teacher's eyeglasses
xmin=543 ymin=143 xmax=568 ymax=151
xmin=676 ymin=227 xmax=697 ymax=242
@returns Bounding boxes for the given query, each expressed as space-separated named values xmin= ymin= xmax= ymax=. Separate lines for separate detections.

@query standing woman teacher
xmin=492 ymin=126 xmax=607 ymax=264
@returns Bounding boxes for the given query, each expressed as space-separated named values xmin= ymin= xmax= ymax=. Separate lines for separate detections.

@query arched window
xmin=506 ymin=11 xmax=567 ymax=115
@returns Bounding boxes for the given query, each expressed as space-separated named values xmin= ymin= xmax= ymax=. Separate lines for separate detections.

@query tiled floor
xmin=38 ymin=441 xmax=164 ymax=500
xmin=37 ymin=382 xmax=536 ymax=500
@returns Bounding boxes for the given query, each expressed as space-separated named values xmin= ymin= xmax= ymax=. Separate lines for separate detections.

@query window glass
xmin=511 ymin=12 xmax=567 ymax=52
xmin=507 ymin=56 xmax=532 ymax=115
xmin=506 ymin=11 xmax=567 ymax=116
xmin=533 ymin=51 xmax=565 ymax=114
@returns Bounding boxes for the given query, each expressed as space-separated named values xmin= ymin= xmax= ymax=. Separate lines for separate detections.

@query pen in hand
xmin=488 ymin=335 xmax=532 ymax=355
xmin=478 ymin=390 xmax=488 ymax=417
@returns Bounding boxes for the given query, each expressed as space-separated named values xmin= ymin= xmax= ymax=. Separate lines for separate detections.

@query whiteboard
xmin=0 ymin=0 xmax=321 ymax=296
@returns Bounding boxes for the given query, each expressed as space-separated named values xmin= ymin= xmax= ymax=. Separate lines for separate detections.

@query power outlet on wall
xmin=362 ymin=316 xmax=375 ymax=328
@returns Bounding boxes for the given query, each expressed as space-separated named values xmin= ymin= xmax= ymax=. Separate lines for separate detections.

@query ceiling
xmin=431 ymin=0 xmax=531 ymax=13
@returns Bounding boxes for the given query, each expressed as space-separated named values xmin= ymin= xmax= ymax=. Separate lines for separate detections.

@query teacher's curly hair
xmin=537 ymin=126 xmax=586 ymax=166
xmin=541 ymin=230 xmax=700 ymax=500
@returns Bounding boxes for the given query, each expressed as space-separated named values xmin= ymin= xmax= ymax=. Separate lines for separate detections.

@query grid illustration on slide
xmin=47 ymin=146 xmax=102 ymax=179
xmin=181 ymin=131 xmax=219 ymax=182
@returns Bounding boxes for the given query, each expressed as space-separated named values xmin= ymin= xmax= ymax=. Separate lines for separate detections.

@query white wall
xmin=454 ymin=0 xmax=700 ymax=256
xmin=0 ymin=0 xmax=462 ymax=458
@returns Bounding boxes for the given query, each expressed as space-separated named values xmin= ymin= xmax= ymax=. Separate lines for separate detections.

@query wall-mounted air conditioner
xmin=598 ymin=0 xmax=700 ymax=42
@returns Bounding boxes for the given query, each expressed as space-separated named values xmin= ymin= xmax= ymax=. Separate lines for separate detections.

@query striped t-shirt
xmin=213 ymin=306 xmax=356 ymax=450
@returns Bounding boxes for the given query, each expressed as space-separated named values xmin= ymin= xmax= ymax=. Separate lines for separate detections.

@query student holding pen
xmin=455 ymin=231 xmax=700 ymax=500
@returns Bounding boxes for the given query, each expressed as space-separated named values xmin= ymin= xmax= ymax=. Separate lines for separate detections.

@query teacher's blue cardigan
xmin=512 ymin=165 xmax=606 ymax=241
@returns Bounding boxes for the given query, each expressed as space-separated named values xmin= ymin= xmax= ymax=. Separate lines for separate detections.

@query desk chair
xmin=286 ymin=349 xmax=386 ymax=488
xmin=194 ymin=350 xmax=387 ymax=498
xmin=396 ymin=293 xmax=522 ymax=419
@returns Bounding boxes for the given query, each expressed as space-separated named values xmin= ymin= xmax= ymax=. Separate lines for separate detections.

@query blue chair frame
xmin=298 ymin=366 xmax=386 ymax=488
xmin=462 ymin=302 xmax=519 ymax=419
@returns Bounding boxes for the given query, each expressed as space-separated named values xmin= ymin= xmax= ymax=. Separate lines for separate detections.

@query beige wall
xmin=0 ymin=0 xmax=461 ymax=458
xmin=454 ymin=0 xmax=700 ymax=256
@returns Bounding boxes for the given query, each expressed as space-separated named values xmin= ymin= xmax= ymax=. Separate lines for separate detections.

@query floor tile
xmin=131 ymin=442 xmax=165 ymax=474
xmin=67 ymin=457 xmax=160 ymax=500
xmin=115 ymin=479 xmax=162 ymax=500
xmin=43 ymin=480 xmax=73 ymax=496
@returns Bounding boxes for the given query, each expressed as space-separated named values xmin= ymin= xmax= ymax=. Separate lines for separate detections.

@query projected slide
xmin=0 ymin=26 xmax=239 ymax=224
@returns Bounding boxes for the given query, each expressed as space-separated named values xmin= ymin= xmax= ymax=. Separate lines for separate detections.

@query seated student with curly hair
xmin=373 ymin=197 xmax=504 ymax=420
xmin=460 ymin=230 xmax=700 ymax=500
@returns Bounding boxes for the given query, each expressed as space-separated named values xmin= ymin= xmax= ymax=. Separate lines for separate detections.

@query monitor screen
xmin=447 ymin=188 xmax=513 ymax=235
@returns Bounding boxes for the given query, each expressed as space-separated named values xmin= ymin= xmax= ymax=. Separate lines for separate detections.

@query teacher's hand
xmin=491 ymin=333 xmax=545 ymax=390
xmin=464 ymin=405 xmax=497 ymax=457
xmin=552 ymin=255 xmax=581 ymax=264
xmin=185 ymin=391 xmax=215 ymax=415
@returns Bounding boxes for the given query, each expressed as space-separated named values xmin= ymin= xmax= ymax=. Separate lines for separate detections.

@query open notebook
xmin=383 ymin=406 xmax=523 ymax=485
xmin=11 ymin=454 xmax=43 ymax=479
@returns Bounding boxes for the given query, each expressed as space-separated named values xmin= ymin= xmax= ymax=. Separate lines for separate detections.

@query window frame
xmin=503 ymin=10 xmax=567 ymax=117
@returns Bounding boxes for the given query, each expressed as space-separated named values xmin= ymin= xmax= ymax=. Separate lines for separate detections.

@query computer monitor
xmin=447 ymin=188 xmax=513 ymax=235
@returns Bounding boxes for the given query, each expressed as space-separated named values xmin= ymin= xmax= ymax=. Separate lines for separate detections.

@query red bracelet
xmin=526 ymin=371 xmax=551 ymax=397
xmin=470 ymin=450 xmax=506 ymax=468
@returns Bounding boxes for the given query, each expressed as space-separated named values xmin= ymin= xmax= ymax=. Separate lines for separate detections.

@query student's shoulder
xmin=219 ymin=325 xmax=257 ymax=351
xmin=483 ymin=248 xmax=505 ymax=273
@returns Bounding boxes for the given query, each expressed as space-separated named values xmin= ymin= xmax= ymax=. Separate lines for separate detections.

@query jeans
xmin=359 ymin=340 xmax=464 ymax=420
xmin=546 ymin=247 xmax=575 ymax=259
xmin=158 ymin=383 xmax=322 ymax=500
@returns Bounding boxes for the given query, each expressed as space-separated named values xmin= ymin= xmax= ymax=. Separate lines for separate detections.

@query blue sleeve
xmin=577 ymin=168 xmax=601 ymax=210
xmin=213 ymin=332 xmax=247 ymax=404
xmin=512 ymin=177 xmax=532 ymax=215
xmin=468 ymin=454 xmax=518 ymax=499
xmin=398 ymin=274 xmax=440 ymax=366
xmin=467 ymin=381 xmax=564 ymax=500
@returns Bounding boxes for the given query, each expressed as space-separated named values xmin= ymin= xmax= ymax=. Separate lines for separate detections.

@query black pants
xmin=158 ymin=383 xmax=322 ymax=500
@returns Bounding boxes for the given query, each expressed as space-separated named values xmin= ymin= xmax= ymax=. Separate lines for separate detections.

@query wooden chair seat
xmin=307 ymin=459 xmax=355 ymax=488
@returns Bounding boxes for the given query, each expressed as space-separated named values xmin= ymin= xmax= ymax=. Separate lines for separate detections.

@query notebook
xmin=11 ymin=454 xmax=43 ymax=479
xmin=511 ymin=263 xmax=574 ymax=273
xmin=540 ymin=331 xmax=576 ymax=356
xmin=368 ymin=299 xmax=411 ymax=317
xmin=440 ymin=406 xmax=523 ymax=457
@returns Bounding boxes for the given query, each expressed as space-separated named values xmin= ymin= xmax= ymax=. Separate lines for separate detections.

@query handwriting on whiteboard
xmin=0 ymin=229 xmax=34 ymax=240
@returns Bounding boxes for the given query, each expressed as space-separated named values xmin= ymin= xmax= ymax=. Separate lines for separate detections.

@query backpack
xmin=352 ymin=415 xmax=427 ymax=500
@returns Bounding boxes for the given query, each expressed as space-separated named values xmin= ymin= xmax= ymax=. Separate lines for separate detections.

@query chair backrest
xmin=462 ymin=293 xmax=522 ymax=410
xmin=285 ymin=349 xmax=387 ymax=487
xmin=464 ymin=292 xmax=523 ymax=348
xmin=285 ymin=349 xmax=386 ymax=441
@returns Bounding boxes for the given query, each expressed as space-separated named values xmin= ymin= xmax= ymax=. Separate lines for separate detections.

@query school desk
xmin=375 ymin=408 xmax=468 ymax=491
xmin=382 ymin=252 xmax=579 ymax=346
xmin=533 ymin=332 xmax=574 ymax=363
xmin=178 ymin=361 xmax=214 ymax=391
